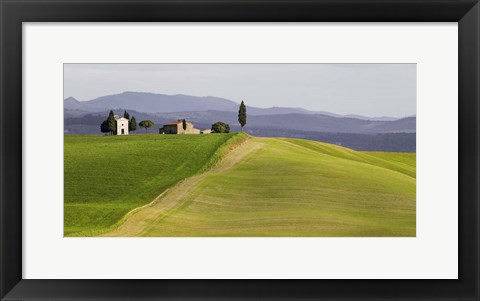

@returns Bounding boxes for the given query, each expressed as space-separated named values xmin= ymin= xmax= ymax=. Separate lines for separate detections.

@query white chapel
xmin=114 ymin=115 xmax=129 ymax=135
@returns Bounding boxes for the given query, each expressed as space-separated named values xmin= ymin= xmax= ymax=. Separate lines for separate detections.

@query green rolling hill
xmin=64 ymin=133 xmax=247 ymax=236
xmin=65 ymin=134 xmax=415 ymax=237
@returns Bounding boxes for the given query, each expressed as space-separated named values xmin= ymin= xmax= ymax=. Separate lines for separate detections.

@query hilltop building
xmin=159 ymin=120 xmax=211 ymax=134
xmin=114 ymin=115 xmax=129 ymax=135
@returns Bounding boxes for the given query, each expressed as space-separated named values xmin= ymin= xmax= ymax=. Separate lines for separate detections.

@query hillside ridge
xmin=97 ymin=136 xmax=415 ymax=237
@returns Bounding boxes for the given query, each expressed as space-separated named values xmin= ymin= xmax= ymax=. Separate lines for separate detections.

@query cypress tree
xmin=123 ymin=110 xmax=130 ymax=120
xmin=238 ymin=100 xmax=247 ymax=131
xmin=100 ymin=120 xmax=110 ymax=135
xmin=107 ymin=110 xmax=116 ymax=135
xmin=129 ymin=116 xmax=137 ymax=132
xmin=182 ymin=119 xmax=187 ymax=134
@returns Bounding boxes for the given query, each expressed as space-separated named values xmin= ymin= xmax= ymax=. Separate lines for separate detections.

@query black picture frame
xmin=1 ymin=0 xmax=479 ymax=300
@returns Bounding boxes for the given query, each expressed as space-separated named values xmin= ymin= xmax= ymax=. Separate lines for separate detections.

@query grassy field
xmin=137 ymin=138 xmax=416 ymax=237
xmin=64 ymin=133 xmax=248 ymax=236
xmin=65 ymin=134 xmax=416 ymax=237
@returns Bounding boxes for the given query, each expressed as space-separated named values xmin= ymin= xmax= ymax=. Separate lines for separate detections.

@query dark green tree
xmin=211 ymin=121 xmax=230 ymax=133
xmin=123 ymin=110 xmax=130 ymax=120
xmin=182 ymin=119 xmax=187 ymax=134
xmin=100 ymin=120 xmax=110 ymax=135
xmin=211 ymin=122 xmax=222 ymax=133
xmin=139 ymin=120 xmax=154 ymax=133
xmin=238 ymin=100 xmax=247 ymax=131
xmin=129 ymin=116 xmax=137 ymax=132
xmin=107 ymin=110 xmax=117 ymax=135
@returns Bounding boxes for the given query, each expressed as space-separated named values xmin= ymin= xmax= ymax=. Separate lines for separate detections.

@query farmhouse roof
xmin=164 ymin=119 xmax=191 ymax=126
xmin=164 ymin=121 xmax=181 ymax=125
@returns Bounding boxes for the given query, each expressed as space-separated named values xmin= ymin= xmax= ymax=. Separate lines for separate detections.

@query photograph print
xmin=64 ymin=63 xmax=416 ymax=237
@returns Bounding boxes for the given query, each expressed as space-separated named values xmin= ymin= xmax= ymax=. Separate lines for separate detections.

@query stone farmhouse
xmin=115 ymin=115 xmax=129 ymax=135
xmin=159 ymin=120 xmax=210 ymax=134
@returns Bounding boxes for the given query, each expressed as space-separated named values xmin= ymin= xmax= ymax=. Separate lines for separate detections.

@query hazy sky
xmin=64 ymin=64 xmax=416 ymax=117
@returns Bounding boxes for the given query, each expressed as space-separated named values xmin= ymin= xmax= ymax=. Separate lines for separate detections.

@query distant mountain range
xmin=64 ymin=92 xmax=399 ymax=121
xmin=154 ymin=111 xmax=415 ymax=134
xmin=64 ymin=92 xmax=416 ymax=152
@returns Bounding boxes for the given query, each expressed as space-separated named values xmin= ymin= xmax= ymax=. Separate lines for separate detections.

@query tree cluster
xmin=100 ymin=110 xmax=137 ymax=135
xmin=100 ymin=110 xmax=116 ymax=135
xmin=211 ymin=121 xmax=230 ymax=133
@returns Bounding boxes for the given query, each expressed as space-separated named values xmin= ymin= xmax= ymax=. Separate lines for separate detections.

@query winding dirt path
xmin=102 ymin=138 xmax=265 ymax=237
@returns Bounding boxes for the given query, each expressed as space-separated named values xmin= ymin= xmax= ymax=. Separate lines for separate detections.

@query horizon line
xmin=64 ymin=91 xmax=416 ymax=120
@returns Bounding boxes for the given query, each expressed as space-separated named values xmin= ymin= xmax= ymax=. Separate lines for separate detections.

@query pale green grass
xmin=142 ymin=138 xmax=416 ymax=237
xmin=283 ymin=139 xmax=416 ymax=178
